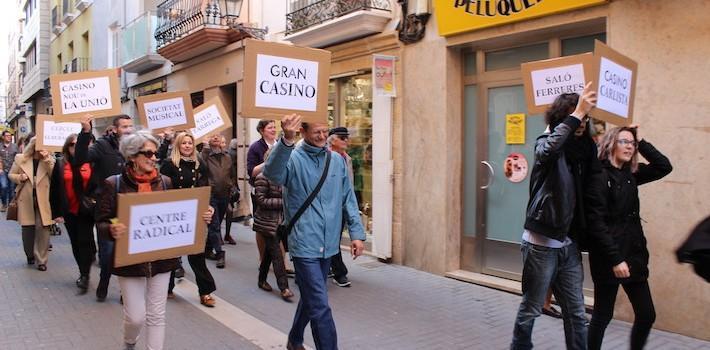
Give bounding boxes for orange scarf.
[128,167,158,193]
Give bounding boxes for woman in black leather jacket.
[587,126,672,350]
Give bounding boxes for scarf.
[128,167,158,193]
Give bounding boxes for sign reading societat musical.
[136,91,195,132]
[522,53,595,114]
[242,39,331,123]
[50,69,121,122]
[590,40,638,126]
[190,97,232,143]
[35,115,82,152]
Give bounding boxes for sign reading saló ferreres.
[521,53,595,114]
[434,0,608,36]
[50,69,122,122]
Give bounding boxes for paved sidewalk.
[1,215,708,349]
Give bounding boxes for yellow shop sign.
[434,0,608,36]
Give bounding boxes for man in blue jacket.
[264,114,365,350]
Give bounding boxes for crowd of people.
[0,82,684,349]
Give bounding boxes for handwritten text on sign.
[143,97,188,130]
[191,105,225,140]
[128,199,198,254]
[597,57,633,119]
[530,64,586,107]
[59,77,113,115]
[255,54,319,112]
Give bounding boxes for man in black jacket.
[511,83,597,350]
[75,114,134,301]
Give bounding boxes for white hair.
[119,130,159,159]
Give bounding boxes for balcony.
[51,6,66,35]
[285,0,392,48]
[74,0,92,12]
[62,0,77,25]
[121,12,168,73]
[65,57,90,73]
[154,0,266,64]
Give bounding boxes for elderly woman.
[9,137,55,271]
[96,130,213,350]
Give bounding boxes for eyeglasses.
[337,135,349,141]
[616,139,637,147]
[136,150,157,158]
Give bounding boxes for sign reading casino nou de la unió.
[521,53,595,114]
[50,69,122,122]
[35,115,83,152]
[114,187,211,268]
[190,97,232,144]
[590,40,638,126]
[136,91,195,132]
[242,39,331,123]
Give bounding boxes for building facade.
[5,18,25,134]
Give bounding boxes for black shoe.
[27,256,35,265]
[96,279,109,302]
[174,266,185,279]
[216,251,225,269]
[224,236,237,245]
[333,276,351,287]
[76,275,89,290]
[205,251,217,260]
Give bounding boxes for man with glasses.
[327,127,355,287]
[0,131,19,212]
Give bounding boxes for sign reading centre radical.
[522,53,594,114]
[50,69,121,122]
[136,91,195,132]
[242,39,331,123]
[35,115,82,152]
[114,187,211,268]
[591,40,638,126]
[190,97,232,143]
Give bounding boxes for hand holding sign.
[281,114,302,143]
[203,206,214,225]
[111,222,128,240]
[571,82,597,120]
[80,114,94,133]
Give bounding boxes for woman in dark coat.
[587,126,672,350]
[160,131,218,307]
[252,148,293,301]
[50,134,97,291]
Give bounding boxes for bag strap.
[115,174,121,193]
[285,151,331,233]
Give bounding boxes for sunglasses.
[337,135,349,141]
[136,150,157,158]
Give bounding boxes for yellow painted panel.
[434,0,608,36]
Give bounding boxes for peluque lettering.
[453,0,542,17]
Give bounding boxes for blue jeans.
[511,241,587,350]
[97,236,115,283]
[0,171,15,205]
[207,196,228,253]
[288,257,338,350]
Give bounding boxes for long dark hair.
[545,93,579,129]
[62,133,89,197]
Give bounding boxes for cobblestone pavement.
[1,216,708,349]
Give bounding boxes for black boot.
[96,278,109,302]
[76,274,89,291]
[216,251,225,269]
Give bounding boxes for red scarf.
[128,167,158,193]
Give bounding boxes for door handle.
[480,161,494,189]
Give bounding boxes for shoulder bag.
[6,181,27,221]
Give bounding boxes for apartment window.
[25,43,37,72]
[108,27,120,67]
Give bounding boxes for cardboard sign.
[522,53,595,114]
[590,40,638,126]
[114,187,211,268]
[190,97,233,143]
[136,91,195,132]
[34,115,82,152]
[50,69,122,122]
[242,39,331,123]
[505,113,526,144]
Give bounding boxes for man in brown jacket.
[201,134,237,268]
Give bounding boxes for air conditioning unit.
[75,0,92,12]
[52,24,65,35]
[62,11,77,25]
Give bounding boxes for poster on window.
[590,40,638,126]
[504,153,529,183]
[114,187,211,268]
[190,97,232,143]
[136,91,195,132]
[505,113,526,144]
[242,39,331,123]
[50,69,122,122]
[34,115,82,152]
[373,55,396,97]
[521,53,594,114]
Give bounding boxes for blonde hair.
[170,132,199,168]
[598,126,639,172]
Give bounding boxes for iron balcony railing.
[286,0,392,35]
[69,57,90,73]
[121,12,160,65]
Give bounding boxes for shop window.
[485,43,548,71]
[464,51,477,76]
[562,33,606,56]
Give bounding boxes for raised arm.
[263,114,301,186]
[634,139,673,186]
[74,115,99,165]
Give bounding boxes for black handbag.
[277,151,331,240]
[79,195,97,216]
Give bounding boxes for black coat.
[74,131,125,188]
[49,157,99,219]
[587,140,672,283]
[677,216,710,283]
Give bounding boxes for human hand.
[281,114,302,143]
[202,206,215,224]
[612,261,630,278]
[571,82,597,120]
[38,150,50,159]
[110,222,127,239]
[80,114,94,133]
[351,239,364,259]
[54,217,65,224]
[19,174,29,182]
[629,124,641,141]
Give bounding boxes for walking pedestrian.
[74,114,134,301]
[265,114,365,350]
[97,130,213,350]
[9,137,55,271]
[161,131,218,307]
[0,131,19,212]
[586,126,672,350]
[50,134,97,291]
[327,127,354,288]
[201,134,237,268]
[253,148,294,302]
[248,119,277,263]
[510,84,598,350]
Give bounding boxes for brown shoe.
[37,264,47,271]
[257,281,273,292]
[281,289,294,302]
[200,294,216,307]
[224,236,237,245]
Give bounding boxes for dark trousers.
[207,196,228,253]
[588,280,656,350]
[168,253,217,296]
[289,257,338,350]
[64,213,95,275]
[258,233,289,291]
[97,236,114,285]
[330,251,348,279]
